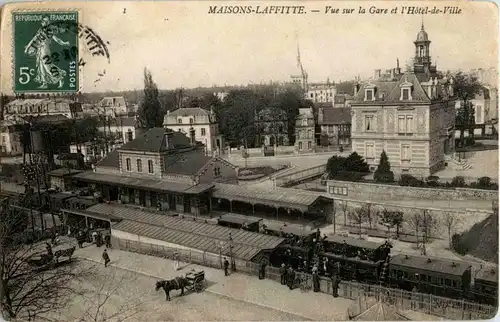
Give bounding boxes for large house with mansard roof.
[350,23,456,177]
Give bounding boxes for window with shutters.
[365,143,375,159]
[398,115,413,135]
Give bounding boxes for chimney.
[189,127,196,146]
[390,69,395,80]
[374,69,381,79]
[164,130,173,150]
[318,108,324,124]
[353,83,360,96]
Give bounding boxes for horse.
[155,277,189,301]
[54,246,76,263]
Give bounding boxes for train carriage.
[388,254,473,299]
[321,252,383,284]
[472,265,498,306]
[322,234,391,262]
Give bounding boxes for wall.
[197,158,238,184]
[119,151,164,178]
[327,180,498,201]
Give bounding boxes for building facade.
[350,23,455,177]
[5,98,82,119]
[306,83,337,104]
[318,107,352,146]
[294,107,316,153]
[255,108,289,147]
[163,107,223,154]
[72,128,239,215]
[98,116,138,144]
[0,120,22,155]
[96,97,131,116]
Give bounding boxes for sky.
[0,0,498,93]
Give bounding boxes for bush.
[399,174,424,187]
[451,176,466,187]
[326,152,369,180]
[374,150,394,183]
[426,175,440,187]
[335,171,365,182]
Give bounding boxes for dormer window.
[365,89,374,101]
[189,118,194,124]
[400,77,413,101]
[364,83,376,101]
[178,118,182,124]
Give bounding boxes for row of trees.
[136,68,312,147]
[332,200,459,256]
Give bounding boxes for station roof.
[87,203,284,258]
[62,208,121,222]
[325,234,384,250]
[113,220,266,261]
[217,213,262,226]
[72,171,214,194]
[213,183,332,212]
[390,254,472,277]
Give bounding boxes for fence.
[274,164,326,187]
[112,237,496,320]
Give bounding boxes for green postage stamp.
[12,11,79,93]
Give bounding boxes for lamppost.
[229,232,236,271]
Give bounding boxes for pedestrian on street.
[279,263,286,285]
[287,267,295,290]
[259,261,266,280]
[105,233,112,248]
[331,274,340,297]
[102,249,110,267]
[312,265,320,292]
[173,252,180,271]
[223,257,230,276]
[92,231,98,244]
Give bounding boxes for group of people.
[74,229,111,249]
[279,262,341,296]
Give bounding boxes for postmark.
[13,11,80,93]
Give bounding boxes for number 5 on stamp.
[13,11,79,93]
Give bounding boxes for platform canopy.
[348,300,411,321]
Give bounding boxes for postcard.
[0,1,497,322]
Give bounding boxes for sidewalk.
[75,245,353,321]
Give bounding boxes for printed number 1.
[19,67,34,85]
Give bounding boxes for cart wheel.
[194,282,203,293]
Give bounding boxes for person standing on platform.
[279,263,286,285]
[312,265,320,292]
[223,257,230,276]
[287,267,295,290]
[102,249,110,267]
[259,261,266,280]
[331,274,340,297]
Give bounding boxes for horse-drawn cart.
[185,269,205,293]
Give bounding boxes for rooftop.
[85,203,285,260]
[213,183,332,212]
[390,254,472,276]
[325,234,384,250]
[218,213,262,226]
[71,171,214,194]
[119,128,191,153]
[475,265,498,283]
[319,107,352,125]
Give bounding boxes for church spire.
[421,14,424,30]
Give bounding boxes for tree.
[0,200,89,320]
[374,150,394,183]
[443,212,458,249]
[340,200,349,226]
[137,68,162,129]
[364,203,374,230]
[326,152,369,181]
[453,71,482,146]
[348,205,369,238]
[407,209,438,255]
[379,209,404,237]
[331,200,337,233]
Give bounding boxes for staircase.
[446,154,473,171]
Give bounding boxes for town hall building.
[350,23,456,176]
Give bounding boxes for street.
[45,260,309,321]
